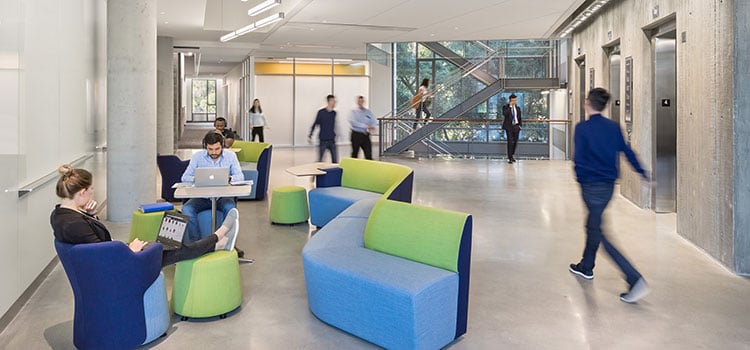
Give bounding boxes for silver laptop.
[194,167,230,187]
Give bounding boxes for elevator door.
[609,51,621,124]
[654,32,677,212]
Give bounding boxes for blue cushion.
[303,217,367,252]
[142,272,170,344]
[303,246,458,350]
[336,198,379,219]
[308,187,381,227]
[197,210,225,240]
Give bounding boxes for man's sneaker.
[620,278,651,303]
[569,263,594,280]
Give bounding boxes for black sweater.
[50,205,112,244]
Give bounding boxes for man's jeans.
[318,140,338,163]
[579,182,642,286]
[181,197,236,242]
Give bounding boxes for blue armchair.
[55,240,171,350]
[157,155,189,202]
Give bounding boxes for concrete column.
[107,0,157,222]
[157,36,174,154]
[734,0,750,275]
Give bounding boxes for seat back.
[363,199,472,338]
[157,155,189,202]
[339,158,413,200]
[55,240,163,349]
[233,141,270,163]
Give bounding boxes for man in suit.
[502,94,522,163]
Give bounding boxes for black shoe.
[569,263,594,280]
[508,159,513,164]
[511,157,517,163]
[235,247,245,258]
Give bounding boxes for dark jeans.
[414,102,431,129]
[351,131,373,160]
[505,125,520,159]
[161,234,218,267]
[181,197,236,242]
[318,139,338,163]
[579,182,642,286]
[251,126,264,142]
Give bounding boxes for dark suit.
[502,104,522,160]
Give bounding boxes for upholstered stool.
[171,250,242,320]
[129,210,173,242]
[269,186,309,224]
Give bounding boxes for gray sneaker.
[223,208,240,252]
[620,278,650,303]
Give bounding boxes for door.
[653,30,677,212]
[577,59,587,123]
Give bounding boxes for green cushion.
[129,210,174,243]
[339,158,412,196]
[364,200,469,273]
[270,186,309,224]
[233,140,269,163]
[172,250,242,318]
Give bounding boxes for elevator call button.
[661,99,671,107]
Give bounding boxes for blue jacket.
[310,108,337,141]
[574,114,647,184]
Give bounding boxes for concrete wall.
[569,0,737,270]
[733,0,750,275]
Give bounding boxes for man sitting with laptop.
[181,132,244,243]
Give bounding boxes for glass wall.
[370,39,562,157]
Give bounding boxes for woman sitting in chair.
[50,165,239,266]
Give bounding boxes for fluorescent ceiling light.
[255,12,284,28]
[248,0,281,17]
[220,12,284,42]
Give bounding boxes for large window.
[191,79,217,122]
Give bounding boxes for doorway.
[576,57,586,123]
[653,29,677,213]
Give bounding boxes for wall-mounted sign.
[589,68,595,89]
[624,56,633,123]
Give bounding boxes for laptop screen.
[157,212,188,243]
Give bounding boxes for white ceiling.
[157,0,586,75]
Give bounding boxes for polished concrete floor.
[1,147,749,349]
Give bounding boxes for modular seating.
[302,199,473,350]
[172,250,243,320]
[232,141,273,200]
[55,240,170,350]
[308,158,413,227]
[157,155,189,202]
[269,186,309,224]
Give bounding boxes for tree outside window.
[191,79,217,122]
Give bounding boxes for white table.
[285,162,336,177]
[174,184,253,263]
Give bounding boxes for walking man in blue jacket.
[308,94,338,163]
[569,88,651,303]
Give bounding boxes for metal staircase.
[419,42,498,86]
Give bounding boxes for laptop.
[151,212,189,251]
[194,167,230,187]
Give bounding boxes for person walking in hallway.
[569,87,651,304]
[413,78,431,130]
[309,94,338,163]
[249,98,268,142]
[349,96,377,160]
[502,94,522,163]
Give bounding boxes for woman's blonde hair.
[56,165,92,199]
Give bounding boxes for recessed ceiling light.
[310,28,315,31]
[164,21,169,24]
[454,27,459,30]
[430,33,435,36]
[160,11,166,15]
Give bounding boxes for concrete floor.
[1,147,749,349]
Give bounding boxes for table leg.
[211,197,217,233]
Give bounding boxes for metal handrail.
[5,153,94,198]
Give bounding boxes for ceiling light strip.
[248,0,281,17]
[559,0,612,38]
[220,12,284,42]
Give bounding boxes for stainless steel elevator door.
[654,33,677,212]
[609,54,621,124]
[579,61,587,123]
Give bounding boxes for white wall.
[295,77,333,146]
[369,60,392,118]
[254,76,294,146]
[0,0,106,319]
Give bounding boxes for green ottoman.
[172,250,242,320]
[129,210,172,242]
[270,186,309,224]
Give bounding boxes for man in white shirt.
[349,96,377,160]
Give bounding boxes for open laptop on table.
[143,212,188,251]
[194,167,230,187]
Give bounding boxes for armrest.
[315,167,343,188]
